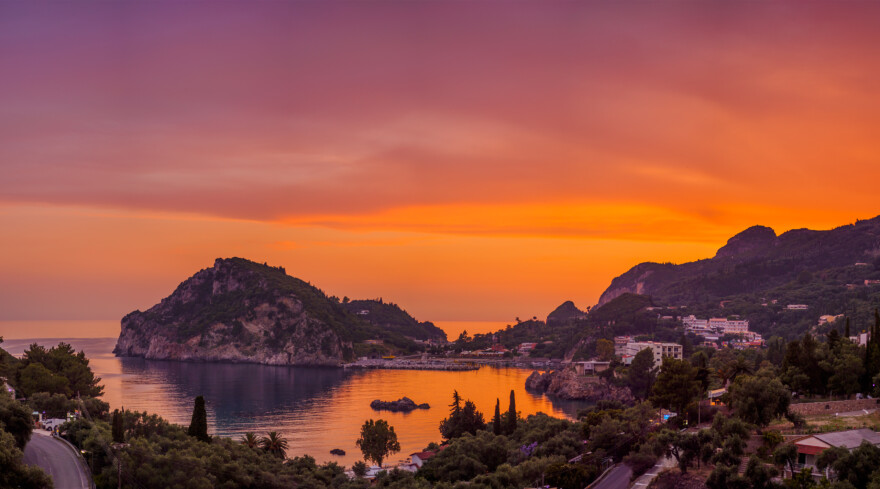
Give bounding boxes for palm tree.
[260,431,289,459]
[241,432,259,449]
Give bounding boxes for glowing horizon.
[2,2,880,324]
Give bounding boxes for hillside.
[597,216,880,339]
[460,294,662,360]
[341,299,446,342]
[546,300,586,325]
[114,258,436,365]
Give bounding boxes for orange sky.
[2,3,880,326]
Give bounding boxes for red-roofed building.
[410,451,436,468]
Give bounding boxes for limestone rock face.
[113,258,354,366]
[526,368,634,403]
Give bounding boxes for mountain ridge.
[597,215,880,308]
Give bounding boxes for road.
[630,457,676,488]
[23,430,92,489]
[591,464,633,489]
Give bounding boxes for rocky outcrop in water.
[370,397,430,412]
[113,258,356,366]
[526,369,634,403]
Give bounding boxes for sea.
[0,321,588,466]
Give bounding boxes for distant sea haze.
[2,335,589,466]
[0,319,509,341]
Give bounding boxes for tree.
[492,398,502,435]
[352,461,368,477]
[27,392,74,419]
[729,374,790,429]
[506,390,517,435]
[827,329,841,352]
[260,431,289,459]
[440,399,486,439]
[596,339,615,362]
[16,363,70,398]
[111,409,124,443]
[627,348,656,399]
[654,429,699,473]
[20,342,103,398]
[187,395,210,442]
[356,419,400,466]
[773,443,799,477]
[0,391,34,450]
[829,341,864,397]
[744,456,778,489]
[240,432,258,448]
[449,390,462,416]
[0,429,53,489]
[706,464,750,489]
[819,441,880,488]
[650,357,701,415]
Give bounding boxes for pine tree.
[111,409,124,443]
[505,390,517,435]
[449,390,462,416]
[492,398,501,435]
[187,395,210,442]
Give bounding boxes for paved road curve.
[591,464,633,489]
[23,430,92,489]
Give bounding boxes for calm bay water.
[2,336,588,466]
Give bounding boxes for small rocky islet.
[369,397,430,412]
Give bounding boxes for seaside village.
[343,308,880,481]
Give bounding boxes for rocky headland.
[114,258,450,366]
[526,368,634,403]
[370,397,430,412]
[114,258,362,366]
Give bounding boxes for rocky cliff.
[526,369,634,403]
[114,258,365,365]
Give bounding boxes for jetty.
[342,358,479,371]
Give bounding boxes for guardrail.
[52,433,96,489]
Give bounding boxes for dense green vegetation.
[0,393,53,489]
[130,258,443,359]
[0,338,55,489]
[342,299,446,342]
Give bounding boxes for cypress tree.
[845,317,851,338]
[111,409,124,443]
[492,398,501,435]
[875,309,880,344]
[506,390,517,435]
[188,395,210,442]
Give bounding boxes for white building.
[786,304,809,310]
[851,332,871,347]
[683,315,752,337]
[616,340,682,367]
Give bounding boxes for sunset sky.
[3,2,880,329]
